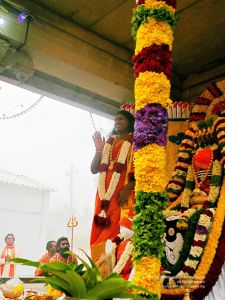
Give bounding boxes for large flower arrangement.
[131,0,177,298]
[161,177,225,299]
[161,80,225,299]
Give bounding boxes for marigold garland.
[161,177,225,298]
[193,178,225,284]
[135,71,172,110]
[95,135,132,226]
[133,256,161,296]
[132,0,176,296]
[144,0,175,13]
[134,144,167,193]
[136,0,177,9]
[135,19,173,54]
[162,208,204,275]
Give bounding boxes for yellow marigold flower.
[133,256,161,295]
[135,18,173,55]
[46,284,63,297]
[144,0,175,14]
[135,71,172,110]
[134,144,166,193]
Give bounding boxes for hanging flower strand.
[131,0,177,298]
[94,135,133,226]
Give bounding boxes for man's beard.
[58,247,70,259]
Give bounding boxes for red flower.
[94,214,110,227]
[160,265,165,271]
[99,164,108,172]
[132,44,172,79]
[127,134,133,143]
[107,136,115,145]
[112,235,123,245]
[115,163,125,173]
[101,200,110,210]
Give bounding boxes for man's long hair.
[56,237,69,250]
[112,110,135,134]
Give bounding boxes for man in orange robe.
[90,110,135,262]
[49,237,77,265]
[35,240,57,276]
[0,234,19,277]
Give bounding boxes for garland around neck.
[95,135,132,226]
[98,135,132,201]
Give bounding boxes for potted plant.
[13,252,147,300]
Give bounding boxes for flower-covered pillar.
[131,0,177,298]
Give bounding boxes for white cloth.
[204,263,225,300]
[0,247,20,277]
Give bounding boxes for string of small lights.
[0,95,43,120]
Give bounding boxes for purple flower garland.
[134,103,168,151]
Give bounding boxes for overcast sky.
[0,79,114,256]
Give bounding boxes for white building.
[0,169,51,276]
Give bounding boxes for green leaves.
[66,270,87,298]
[12,258,40,268]
[131,5,177,37]
[132,191,168,261]
[12,252,147,299]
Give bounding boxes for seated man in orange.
[49,237,77,265]
[35,240,57,276]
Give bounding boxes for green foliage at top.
[131,5,177,38]
[12,251,149,300]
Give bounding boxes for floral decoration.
[131,5,176,37]
[134,103,168,150]
[113,241,134,275]
[135,71,172,110]
[134,144,167,193]
[132,0,176,296]
[135,19,173,54]
[132,44,172,79]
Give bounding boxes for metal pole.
[71,226,74,253]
